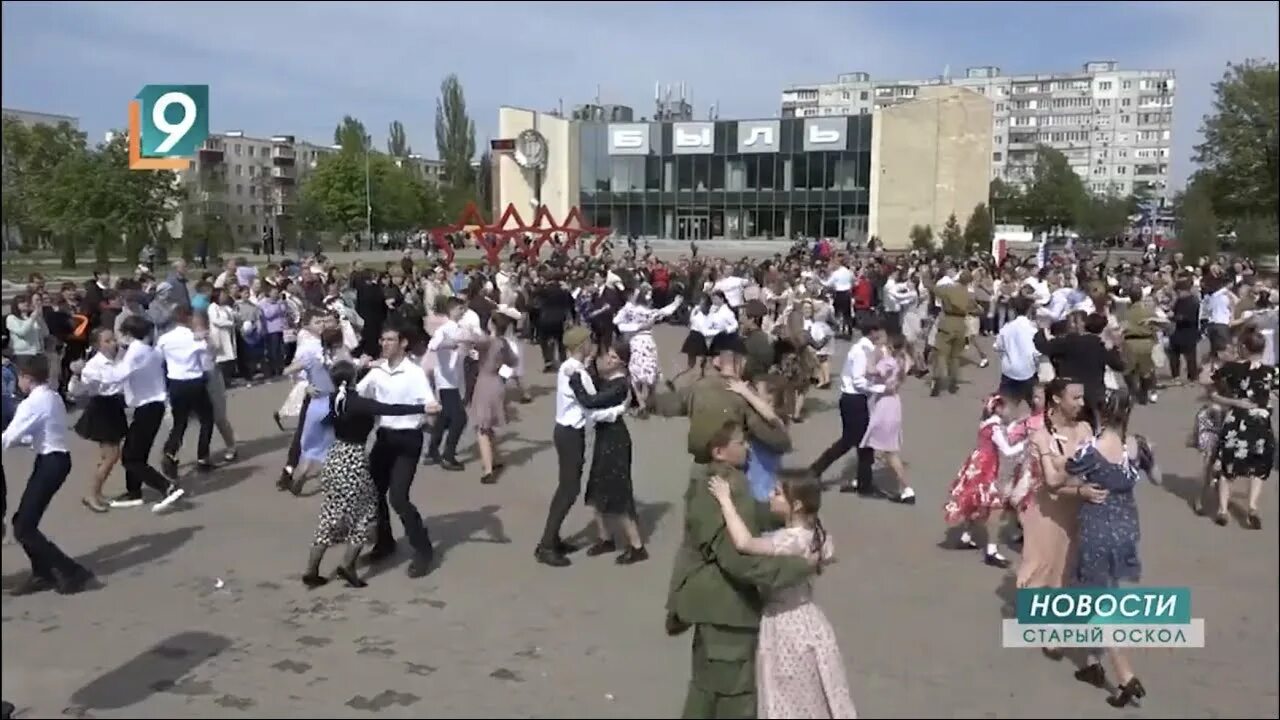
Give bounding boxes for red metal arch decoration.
[427,202,610,266]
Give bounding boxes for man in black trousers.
[809,316,888,497]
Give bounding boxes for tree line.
[2,73,492,268]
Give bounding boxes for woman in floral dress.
[1209,330,1278,529]
[861,333,913,503]
[707,473,857,719]
[612,286,681,417]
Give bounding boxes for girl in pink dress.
[860,333,915,504]
[707,474,857,719]
[943,393,1026,568]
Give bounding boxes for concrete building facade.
[496,85,992,249]
[1,107,80,130]
[781,61,1175,202]
[869,87,994,248]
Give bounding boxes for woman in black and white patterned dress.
[1209,330,1279,530]
[301,360,436,589]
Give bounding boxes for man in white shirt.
[536,326,595,567]
[881,268,918,335]
[823,261,855,337]
[424,298,469,470]
[2,355,95,595]
[358,322,437,578]
[994,296,1039,404]
[1202,279,1234,354]
[155,307,215,478]
[809,317,886,497]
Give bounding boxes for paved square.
[2,328,1277,718]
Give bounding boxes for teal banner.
[1016,588,1191,625]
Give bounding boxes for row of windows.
[580,153,871,194]
[581,202,870,241]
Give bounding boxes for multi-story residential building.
[1,107,80,130]
[780,61,1175,202]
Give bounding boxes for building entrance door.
[677,215,709,241]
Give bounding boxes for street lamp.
[364,133,373,247]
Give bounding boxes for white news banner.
[1001,619,1206,648]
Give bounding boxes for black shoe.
[616,546,649,565]
[929,384,942,397]
[301,572,329,589]
[893,492,917,505]
[1106,677,1146,708]
[335,565,368,588]
[10,574,54,596]
[54,567,95,595]
[535,545,571,567]
[161,454,179,479]
[421,454,440,467]
[983,552,1010,569]
[1,700,12,720]
[1214,513,1229,527]
[839,483,858,494]
[276,469,292,491]
[196,459,215,472]
[406,552,435,579]
[1074,662,1107,688]
[1247,512,1262,530]
[272,412,286,432]
[948,382,959,395]
[585,540,617,557]
[555,538,580,555]
[441,459,465,472]
[480,472,497,485]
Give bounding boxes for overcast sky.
[2,1,1276,187]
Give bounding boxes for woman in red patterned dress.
[943,393,1027,568]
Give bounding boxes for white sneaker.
[979,358,990,369]
[153,484,186,513]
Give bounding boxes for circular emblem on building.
[514,129,547,170]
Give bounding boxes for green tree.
[1175,176,1218,263]
[1020,146,1088,234]
[939,212,964,256]
[300,147,434,235]
[988,177,1023,224]
[435,74,477,192]
[1232,215,1278,261]
[334,116,369,153]
[1076,194,1135,243]
[387,120,411,157]
[476,149,493,215]
[1193,59,1279,226]
[909,224,934,252]
[962,203,994,254]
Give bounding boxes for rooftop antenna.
[595,84,601,105]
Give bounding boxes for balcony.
[271,146,295,163]
[272,203,291,217]
[197,138,224,162]
[270,166,295,183]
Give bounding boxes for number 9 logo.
[152,92,198,154]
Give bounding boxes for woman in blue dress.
[1065,390,1145,708]
[283,326,347,494]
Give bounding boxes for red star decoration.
[428,202,609,266]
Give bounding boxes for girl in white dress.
[707,473,857,719]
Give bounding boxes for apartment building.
[780,61,1175,202]
[1,107,80,130]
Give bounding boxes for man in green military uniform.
[929,270,980,396]
[1121,286,1161,404]
[666,422,811,719]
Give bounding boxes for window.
[234,144,242,155]
[860,107,869,115]
[247,146,255,157]
[995,118,1006,127]
[1013,116,1034,126]
[1093,167,1106,175]
[1122,80,1132,89]
[994,134,1004,144]
[992,151,1003,162]
[995,103,1005,112]
[1119,114,1131,124]
[1117,149,1128,159]
[875,87,893,97]
[235,183,243,195]
[841,91,850,101]
[237,204,244,214]
[235,164,242,176]
[249,165,257,177]
[1116,165,1127,175]
[860,90,868,101]
[1098,81,1113,91]
[1097,98,1111,108]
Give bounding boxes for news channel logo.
[1002,588,1205,649]
[128,84,209,171]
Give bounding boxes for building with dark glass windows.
[495,86,994,249]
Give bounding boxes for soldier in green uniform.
[654,342,804,718]
[928,270,980,396]
[666,421,812,719]
[1121,286,1160,404]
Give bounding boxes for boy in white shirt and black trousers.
[2,355,95,595]
[535,326,595,567]
[156,307,215,477]
[358,322,437,578]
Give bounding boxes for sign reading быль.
[1002,588,1205,648]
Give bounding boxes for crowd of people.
[1,237,1276,718]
